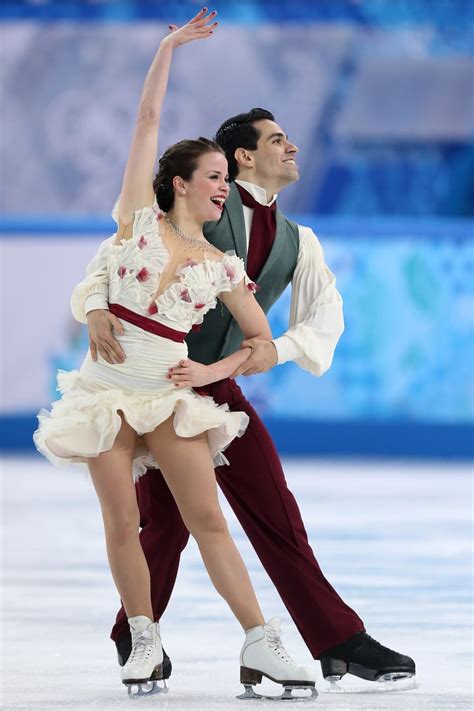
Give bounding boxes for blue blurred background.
[1,0,473,458]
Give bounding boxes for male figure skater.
[80,109,415,685]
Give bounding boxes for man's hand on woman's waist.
[87,309,125,364]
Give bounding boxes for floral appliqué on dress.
[107,206,257,333]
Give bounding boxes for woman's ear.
[172,176,187,196]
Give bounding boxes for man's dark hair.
[214,108,274,181]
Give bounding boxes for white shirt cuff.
[272,335,304,364]
[85,294,109,315]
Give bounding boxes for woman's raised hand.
[164,7,218,48]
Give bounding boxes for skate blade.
[376,673,418,692]
[126,679,169,697]
[237,684,318,701]
[325,674,418,694]
[325,675,344,693]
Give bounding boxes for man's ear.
[234,147,254,171]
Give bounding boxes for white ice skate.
[121,615,167,697]
[237,617,317,701]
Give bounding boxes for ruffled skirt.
[33,324,248,481]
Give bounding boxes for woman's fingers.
[169,373,190,382]
[196,22,218,34]
[188,7,210,24]
[169,359,189,370]
[173,8,216,33]
[197,11,217,27]
[183,22,217,39]
[168,365,186,372]
[190,8,216,25]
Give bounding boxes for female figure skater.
[34,8,315,697]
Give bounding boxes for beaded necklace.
[165,218,221,256]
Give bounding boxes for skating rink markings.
[1,456,472,710]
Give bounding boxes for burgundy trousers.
[111,378,364,658]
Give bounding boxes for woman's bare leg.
[87,416,152,620]
[143,416,265,630]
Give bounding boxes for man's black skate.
[320,632,415,687]
[116,635,172,681]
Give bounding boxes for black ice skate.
[320,632,416,690]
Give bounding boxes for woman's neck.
[165,207,205,241]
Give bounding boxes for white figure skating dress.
[34,206,254,480]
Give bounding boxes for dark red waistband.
[108,303,187,343]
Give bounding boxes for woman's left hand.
[168,358,213,388]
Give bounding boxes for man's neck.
[235,178,277,206]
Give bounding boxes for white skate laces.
[264,622,297,666]
[126,627,156,667]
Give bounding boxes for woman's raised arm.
[117,8,217,231]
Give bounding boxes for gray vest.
[186,182,299,364]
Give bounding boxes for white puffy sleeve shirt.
[271,225,344,377]
[70,237,113,323]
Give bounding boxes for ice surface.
[1,456,472,710]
